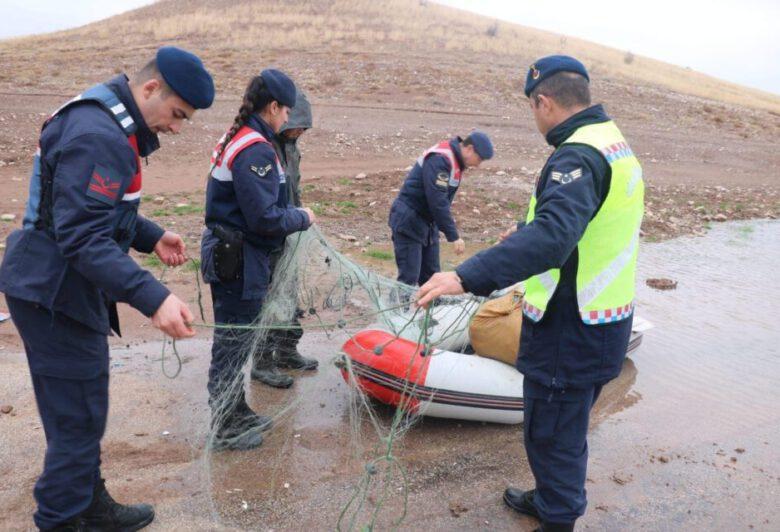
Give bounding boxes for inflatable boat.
[339,315,650,425]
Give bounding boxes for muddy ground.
[0,73,779,530]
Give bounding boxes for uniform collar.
[545,104,610,147]
[247,114,278,142]
[449,137,466,170]
[105,74,160,157]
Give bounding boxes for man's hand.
[300,207,317,225]
[154,231,187,267]
[452,238,466,256]
[415,271,465,308]
[499,224,517,242]
[152,294,195,338]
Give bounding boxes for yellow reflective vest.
[523,120,644,325]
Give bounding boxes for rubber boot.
[503,487,541,519]
[276,349,318,370]
[81,478,154,531]
[250,354,294,388]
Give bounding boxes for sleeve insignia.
[550,167,583,184]
[85,164,121,205]
[250,164,273,178]
[435,172,449,189]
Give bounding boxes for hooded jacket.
[272,91,312,208]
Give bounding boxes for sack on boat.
[469,287,523,365]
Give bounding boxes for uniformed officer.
[251,90,318,388]
[0,47,214,531]
[388,131,493,287]
[415,56,644,532]
[201,69,316,450]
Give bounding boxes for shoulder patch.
[85,163,122,205]
[550,167,583,184]
[435,171,449,189]
[250,163,273,178]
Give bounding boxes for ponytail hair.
[213,74,278,165]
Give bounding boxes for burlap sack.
[469,288,523,365]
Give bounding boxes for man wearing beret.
[416,55,644,531]
[388,131,493,289]
[0,46,215,531]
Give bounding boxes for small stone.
[153,196,165,204]
[1,214,17,222]
[495,170,507,176]
[735,447,745,453]
[283,482,290,489]
[646,278,678,290]
[449,501,468,517]
[658,455,669,463]
[0,405,13,414]
[713,213,728,222]
[354,173,367,180]
[175,203,189,209]
[611,472,632,485]
[338,234,357,242]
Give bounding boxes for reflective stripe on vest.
[522,120,644,325]
[210,126,285,184]
[22,84,140,229]
[416,141,462,186]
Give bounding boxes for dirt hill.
[0,0,778,270]
[1,0,779,112]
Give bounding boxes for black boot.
[276,349,318,370]
[210,402,270,451]
[503,487,541,519]
[81,478,154,531]
[250,356,294,388]
[534,523,575,532]
[234,399,273,432]
[42,518,85,532]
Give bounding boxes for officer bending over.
[0,47,214,531]
[388,131,493,287]
[202,69,316,450]
[251,90,319,388]
[416,56,644,532]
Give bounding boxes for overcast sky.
[0,0,777,95]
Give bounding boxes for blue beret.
[466,130,494,160]
[524,55,589,97]
[261,69,297,108]
[156,46,214,109]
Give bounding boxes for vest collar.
[545,104,610,148]
[105,74,160,157]
[449,137,465,170]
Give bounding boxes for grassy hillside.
[0,0,778,113]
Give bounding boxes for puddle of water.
[585,220,780,530]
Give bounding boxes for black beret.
[524,55,589,97]
[156,46,215,109]
[261,68,297,108]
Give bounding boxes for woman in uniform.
[201,69,315,450]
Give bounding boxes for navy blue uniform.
[0,76,168,529]
[201,115,310,404]
[456,105,633,525]
[389,138,463,286]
